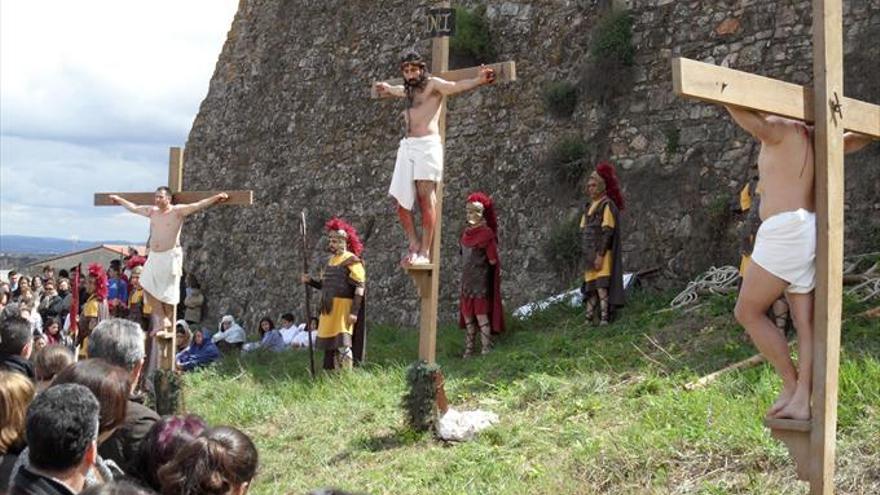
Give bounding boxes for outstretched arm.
[109,195,152,217]
[844,132,875,154]
[431,66,496,96]
[723,105,785,144]
[176,193,229,217]
[374,82,406,98]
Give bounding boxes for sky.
[0,0,239,243]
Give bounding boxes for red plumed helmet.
[125,255,147,270]
[88,263,109,301]
[596,161,625,210]
[466,191,498,234]
[325,217,363,257]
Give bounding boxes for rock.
[715,18,741,36]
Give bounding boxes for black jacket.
[0,354,36,381]
[98,400,160,477]
[10,465,76,495]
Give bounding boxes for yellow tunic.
[317,252,366,340]
[78,296,101,359]
[581,200,616,282]
[129,288,152,314]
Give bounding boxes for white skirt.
[389,135,444,210]
[751,209,816,294]
[141,246,184,304]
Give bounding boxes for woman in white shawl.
[212,315,246,353]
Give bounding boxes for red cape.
[458,225,505,333]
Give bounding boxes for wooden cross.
[371,2,516,364]
[94,146,254,371]
[672,1,879,493]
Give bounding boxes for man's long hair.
[400,49,429,105]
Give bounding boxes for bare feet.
[774,389,811,420]
[767,383,796,418]
[400,243,421,267]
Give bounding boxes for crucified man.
[726,105,875,420]
[374,49,497,266]
[109,188,228,337]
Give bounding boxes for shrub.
[450,6,496,68]
[544,135,590,185]
[581,10,635,103]
[402,360,441,432]
[542,81,579,119]
[591,10,635,66]
[664,127,681,153]
[544,215,584,277]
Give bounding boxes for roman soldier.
[78,263,110,358]
[458,192,505,357]
[580,161,626,325]
[301,218,367,370]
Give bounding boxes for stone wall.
[181,0,880,331]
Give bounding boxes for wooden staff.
[300,210,316,378]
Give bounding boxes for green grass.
[183,292,880,494]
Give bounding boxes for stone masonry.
[181,0,880,330]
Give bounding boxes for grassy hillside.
[183,291,879,494]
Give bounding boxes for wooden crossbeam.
[371,60,517,99]
[94,191,254,206]
[672,57,880,138]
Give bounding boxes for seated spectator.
[13,359,131,488]
[176,320,193,353]
[278,313,300,345]
[1,372,36,492]
[183,276,204,326]
[43,317,73,349]
[212,315,246,353]
[80,480,157,495]
[244,317,286,353]
[10,383,100,495]
[136,414,207,491]
[177,329,221,372]
[0,317,35,380]
[33,345,75,392]
[291,317,319,349]
[158,426,258,495]
[87,319,160,478]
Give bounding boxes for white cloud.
[0,0,239,241]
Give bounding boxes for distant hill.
[0,235,140,256]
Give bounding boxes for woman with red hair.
[300,218,367,370]
[580,161,626,325]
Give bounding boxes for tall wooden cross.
[672,1,879,493]
[371,2,516,364]
[94,146,254,371]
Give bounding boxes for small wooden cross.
[672,1,879,492]
[94,146,254,371]
[371,1,516,364]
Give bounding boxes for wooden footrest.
[764,417,811,481]
[764,417,811,432]
[405,264,436,272]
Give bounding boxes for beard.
[404,70,429,103]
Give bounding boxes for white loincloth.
[389,135,444,210]
[140,246,184,305]
[751,209,816,294]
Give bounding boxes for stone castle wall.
[180,0,880,330]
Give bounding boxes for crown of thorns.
[400,50,426,68]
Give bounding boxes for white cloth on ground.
[140,246,183,304]
[290,329,317,348]
[750,208,816,294]
[436,408,499,442]
[388,135,444,210]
